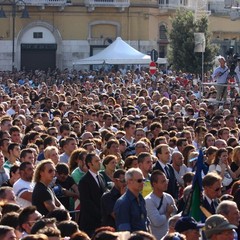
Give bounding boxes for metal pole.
[201,41,204,100]
[12,0,16,72]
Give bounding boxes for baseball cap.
[204,214,237,238]
[175,216,204,233]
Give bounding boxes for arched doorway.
[16,21,62,71]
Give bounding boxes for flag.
[182,149,204,222]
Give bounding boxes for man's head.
[0,186,16,203]
[174,216,204,240]
[33,159,55,185]
[204,214,237,240]
[150,170,168,193]
[124,120,136,137]
[138,152,153,175]
[0,225,16,240]
[155,144,170,164]
[135,141,150,156]
[9,126,21,144]
[216,200,240,227]
[113,169,126,193]
[125,168,144,194]
[172,151,184,168]
[19,161,34,182]
[85,152,101,174]
[18,206,42,234]
[202,172,222,200]
[8,143,21,159]
[20,149,35,164]
[61,137,77,155]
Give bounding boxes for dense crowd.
[0,65,239,240]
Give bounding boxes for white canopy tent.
[73,37,167,65]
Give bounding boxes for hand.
[166,204,174,218]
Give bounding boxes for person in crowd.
[145,170,177,239]
[201,172,222,217]
[153,144,178,199]
[78,152,106,236]
[32,159,65,216]
[216,200,240,240]
[101,169,126,228]
[209,148,236,190]
[114,168,148,232]
[18,206,42,238]
[174,216,204,240]
[204,214,237,240]
[13,161,34,208]
[54,162,79,210]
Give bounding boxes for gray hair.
[125,168,143,182]
[216,200,237,216]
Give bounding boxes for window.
[159,25,167,40]
[33,32,43,39]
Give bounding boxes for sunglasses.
[134,178,145,183]
[116,178,126,183]
[213,187,221,192]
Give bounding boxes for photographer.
[212,56,229,101]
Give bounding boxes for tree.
[168,10,218,75]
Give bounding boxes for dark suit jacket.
[78,171,106,236]
[153,161,178,199]
[201,196,218,215]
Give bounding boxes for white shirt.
[13,178,34,208]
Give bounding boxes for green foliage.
[168,10,218,74]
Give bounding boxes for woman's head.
[213,148,228,165]
[102,155,117,170]
[203,133,215,148]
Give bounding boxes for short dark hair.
[57,220,79,237]
[20,149,33,160]
[113,169,126,179]
[138,152,151,164]
[19,161,32,171]
[8,142,19,153]
[85,152,97,169]
[56,163,69,175]
[150,170,165,186]
[46,208,69,222]
[0,225,14,238]
[202,172,222,188]
[18,206,38,231]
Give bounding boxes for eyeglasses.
[134,178,146,183]
[116,178,126,183]
[213,187,221,192]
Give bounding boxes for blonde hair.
[33,159,54,183]
[44,146,58,159]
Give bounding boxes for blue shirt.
[113,189,148,232]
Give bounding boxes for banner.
[194,33,205,53]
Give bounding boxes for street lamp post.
[0,0,29,71]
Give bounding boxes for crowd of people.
[0,61,239,240]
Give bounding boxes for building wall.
[0,0,238,70]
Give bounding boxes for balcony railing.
[21,0,71,6]
[85,0,130,11]
[208,1,230,14]
[159,0,194,10]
